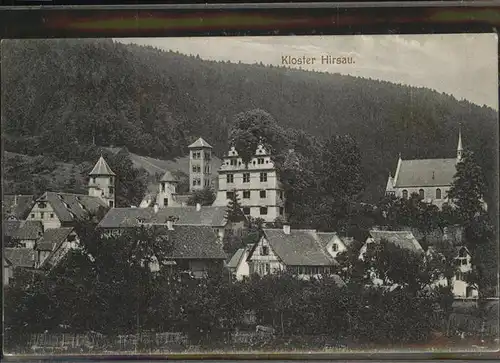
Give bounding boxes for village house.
[385,129,487,210]
[227,245,253,281]
[3,220,43,248]
[98,202,245,240]
[2,194,36,220]
[3,248,37,286]
[212,143,285,223]
[246,225,345,280]
[35,227,79,270]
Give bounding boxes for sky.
[115,34,498,110]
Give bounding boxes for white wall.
[27,202,61,229]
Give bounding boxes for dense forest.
[1,38,498,204]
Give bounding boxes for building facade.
[212,144,285,223]
[385,130,464,209]
[188,137,213,192]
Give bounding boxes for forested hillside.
[2,39,497,203]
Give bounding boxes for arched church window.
[436,188,442,199]
[419,189,425,199]
[402,190,408,199]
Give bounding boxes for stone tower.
[188,137,213,192]
[157,170,179,208]
[88,155,116,208]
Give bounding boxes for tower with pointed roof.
[188,137,213,193]
[157,170,179,208]
[88,156,116,208]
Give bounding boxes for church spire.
[457,125,463,162]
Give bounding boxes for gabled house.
[4,248,36,281]
[98,203,245,239]
[26,192,108,230]
[35,227,79,269]
[3,220,44,248]
[227,245,252,281]
[246,225,340,280]
[359,230,424,260]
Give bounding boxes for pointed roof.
[188,137,212,149]
[457,127,463,152]
[160,170,178,182]
[89,156,115,176]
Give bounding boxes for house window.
[193,152,200,159]
[243,191,251,199]
[161,182,165,192]
[260,190,266,198]
[260,207,268,215]
[31,214,35,219]
[243,207,250,215]
[243,173,250,183]
[50,213,54,218]
[192,180,197,186]
[205,152,211,160]
[402,190,408,199]
[279,207,284,215]
[261,246,269,256]
[40,212,44,219]
[260,173,267,182]
[419,189,425,199]
[92,178,96,184]
[332,243,338,252]
[258,158,264,164]
[230,159,237,166]
[226,191,234,199]
[205,166,210,173]
[109,186,114,194]
[227,174,234,183]
[436,188,442,199]
[38,202,46,208]
[109,201,114,208]
[164,198,168,206]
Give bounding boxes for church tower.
[88,156,116,208]
[457,126,463,162]
[188,137,213,192]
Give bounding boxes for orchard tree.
[187,186,216,206]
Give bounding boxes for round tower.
[88,155,116,208]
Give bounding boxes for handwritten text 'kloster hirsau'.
[281,55,355,65]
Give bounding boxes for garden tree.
[186,186,216,206]
[229,109,290,165]
[363,239,438,294]
[311,135,365,232]
[224,189,245,223]
[334,239,366,285]
[448,150,487,228]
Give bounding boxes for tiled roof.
[97,208,157,228]
[316,232,337,248]
[89,156,116,176]
[188,137,212,149]
[369,230,423,253]
[262,229,338,266]
[2,194,35,219]
[11,220,44,240]
[227,247,247,269]
[3,220,22,238]
[4,248,36,268]
[151,206,227,227]
[394,158,457,187]
[160,171,178,182]
[37,192,108,222]
[36,227,74,251]
[124,225,226,260]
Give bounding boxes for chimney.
[153,203,159,214]
[196,203,201,211]
[167,220,174,230]
[283,224,291,235]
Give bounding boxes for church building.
[385,129,465,209]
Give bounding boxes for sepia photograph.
[1,34,499,355]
